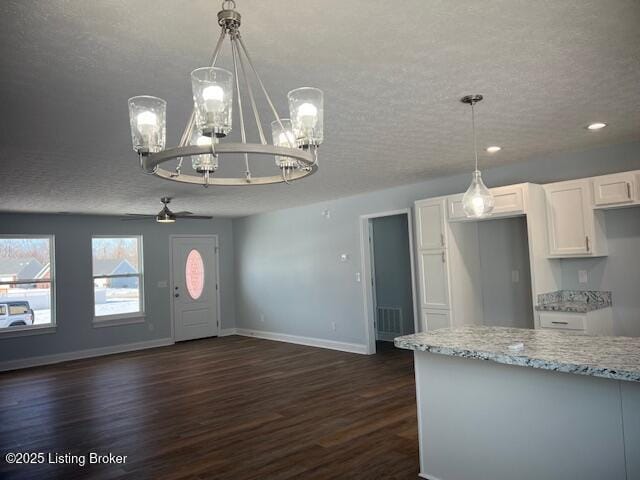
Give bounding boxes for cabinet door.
[422,309,450,331]
[545,181,593,256]
[448,185,525,222]
[416,199,446,249]
[418,250,450,309]
[592,172,636,206]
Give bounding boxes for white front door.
[171,236,219,342]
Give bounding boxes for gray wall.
[371,214,415,335]
[0,213,235,364]
[234,141,640,346]
[560,207,640,336]
[478,217,533,329]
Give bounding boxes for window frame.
[0,234,56,337]
[91,235,145,326]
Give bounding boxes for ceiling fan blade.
[121,216,154,221]
[172,211,193,215]
[124,213,156,217]
[174,215,213,220]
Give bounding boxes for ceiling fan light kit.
[128,0,324,188]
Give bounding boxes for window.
[0,236,55,331]
[92,236,144,321]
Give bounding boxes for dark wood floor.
[0,337,419,479]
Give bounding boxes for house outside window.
[0,236,55,332]
[92,236,144,322]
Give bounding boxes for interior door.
[171,236,219,342]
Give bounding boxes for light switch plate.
[355,272,361,283]
[157,280,168,288]
[511,270,520,283]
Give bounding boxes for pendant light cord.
[471,101,478,172]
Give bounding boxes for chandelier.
[127,0,324,187]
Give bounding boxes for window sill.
[92,314,146,328]
[0,324,57,339]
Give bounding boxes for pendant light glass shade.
[128,96,166,154]
[190,131,219,173]
[287,87,323,147]
[461,94,494,219]
[462,170,495,218]
[271,119,298,169]
[191,67,233,137]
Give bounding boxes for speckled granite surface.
[535,290,612,313]
[395,326,640,382]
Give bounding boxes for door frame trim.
[169,234,221,341]
[359,208,419,355]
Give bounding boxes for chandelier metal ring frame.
[132,0,323,187]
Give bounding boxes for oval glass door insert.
[185,249,205,300]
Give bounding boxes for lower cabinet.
[538,308,614,336]
[422,309,451,331]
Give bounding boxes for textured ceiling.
[0,0,639,217]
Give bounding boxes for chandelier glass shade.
[460,95,495,218]
[127,0,323,187]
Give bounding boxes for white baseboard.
[219,328,238,337]
[0,337,174,372]
[419,473,443,480]
[234,328,368,354]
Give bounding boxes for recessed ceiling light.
[587,122,607,130]
[486,146,502,153]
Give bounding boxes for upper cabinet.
[448,184,526,222]
[544,179,607,257]
[416,199,446,250]
[592,171,638,208]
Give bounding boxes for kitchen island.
[395,326,640,480]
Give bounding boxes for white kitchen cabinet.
[592,171,638,208]
[416,199,446,250]
[418,250,450,310]
[544,179,607,257]
[538,309,613,336]
[448,184,526,222]
[422,308,450,331]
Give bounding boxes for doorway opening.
[360,209,418,354]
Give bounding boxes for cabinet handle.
[441,251,446,263]
[585,236,590,252]
[627,182,632,199]
[551,321,568,325]
[440,233,445,246]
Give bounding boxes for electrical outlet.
[260,313,265,323]
[331,321,337,332]
[511,270,520,283]
[147,323,154,332]
[355,272,361,283]
[579,270,588,284]
[157,280,168,288]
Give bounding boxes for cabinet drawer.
[592,172,636,206]
[539,312,585,331]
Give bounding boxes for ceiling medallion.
[127,0,324,187]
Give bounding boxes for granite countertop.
[535,290,612,313]
[395,326,640,382]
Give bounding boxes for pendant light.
[461,94,494,218]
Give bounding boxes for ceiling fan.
[122,197,212,223]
